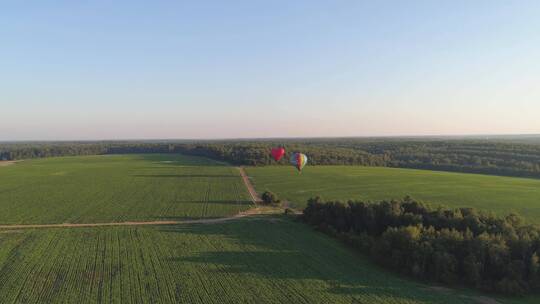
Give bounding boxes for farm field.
[0,154,251,224]
[246,166,540,224]
[0,217,525,304]
[2,156,540,303]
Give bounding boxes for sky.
[1,0,540,140]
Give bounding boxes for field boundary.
[0,208,274,230]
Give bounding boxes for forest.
[2,137,540,178]
[302,196,540,295]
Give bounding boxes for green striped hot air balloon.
[290,152,308,172]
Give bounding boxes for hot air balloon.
[290,152,308,172]
[271,147,285,162]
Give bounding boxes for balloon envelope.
[271,147,285,161]
[290,153,308,172]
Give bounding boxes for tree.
[529,252,539,286]
[463,254,482,286]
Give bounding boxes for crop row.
[0,219,495,303]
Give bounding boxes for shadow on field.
[134,154,228,166]
[171,200,253,205]
[155,218,453,303]
[133,174,238,178]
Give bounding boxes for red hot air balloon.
[271,147,285,162]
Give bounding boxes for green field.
[2,155,540,303]
[0,154,251,224]
[0,217,520,304]
[246,166,540,223]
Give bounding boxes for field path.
[0,166,267,230]
[237,166,261,203]
[0,209,267,230]
[239,167,302,214]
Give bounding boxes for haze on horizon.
[1,1,539,141]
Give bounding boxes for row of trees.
[354,140,540,178]
[0,141,387,166]
[302,197,540,295]
[3,138,540,178]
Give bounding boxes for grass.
[0,217,513,304]
[0,154,251,224]
[246,166,540,224]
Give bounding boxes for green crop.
[1,155,539,303]
[247,165,540,224]
[0,154,251,224]
[0,218,510,304]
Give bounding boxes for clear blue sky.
[1,1,539,140]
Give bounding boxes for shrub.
[261,191,279,205]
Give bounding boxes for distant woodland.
[2,138,540,178]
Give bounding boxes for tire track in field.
[201,181,211,219]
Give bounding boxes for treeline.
[350,140,540,178]
[0,141,387,166]
[177,143,387,166]
[0,142,194,161]
[0,142,109,160]
[302,197,540,295]
[3,138,540,178]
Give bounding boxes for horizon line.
[1,132,540,143]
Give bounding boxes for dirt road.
[0,209,270,230]
[238,166,261,203]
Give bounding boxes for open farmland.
[0,154,251,224]
[246,166,540,224]
[1,155,540,303]
[0,217,523,304]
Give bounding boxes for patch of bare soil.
[0,161,19,167]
